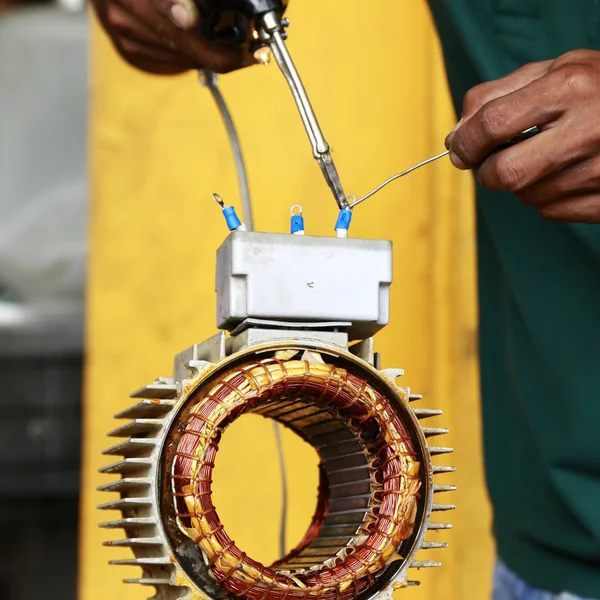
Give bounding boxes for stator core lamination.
[163,349,423,600]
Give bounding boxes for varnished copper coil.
[167,352,421,600]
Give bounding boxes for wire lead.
[349,150,450,209]
[201,70,254,230]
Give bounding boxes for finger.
[117,36,195,66]
[474,120,593,193]
[92,0,117,32]
[537,194,600,224]
[120,53,191,74]
[146,0,256,71]
[551,49,600,71]
[448,72,566,169]
[461,61,551,120]
[445,61,551,147]
[92,0,188,72]
[116,0,245,73]
[105,1,162,43]
[114,0,184,49]
[149,0,199,30]
[517,157,600,207]
[102,3,194,70]
[177,34,248,73]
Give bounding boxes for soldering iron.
[196,0,348,210]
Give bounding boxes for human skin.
[91,0,600,224]
[0,0,14,15]
[445,50,600,224]
[90,0,254,74]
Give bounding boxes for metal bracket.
[173,332,227,383]
[229,327,349,354]
[349,337,375,366]
[230,318,352,336]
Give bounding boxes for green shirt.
[427,1,600,596]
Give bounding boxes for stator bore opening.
[210,413,320,565]
[160,346,425,600]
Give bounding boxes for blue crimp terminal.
[335,208,353,232]
[291,214,304,234]
[223,205,242,231]
[290,205,304,235]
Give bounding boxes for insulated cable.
[200,69,288,559]
[200,69,254,231]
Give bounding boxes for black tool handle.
[195,0,286,45]
[498,126,541,150]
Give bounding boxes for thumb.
[151,0,199,30]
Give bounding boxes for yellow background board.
[80,1,494,598]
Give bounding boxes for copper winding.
[168,353,421,600]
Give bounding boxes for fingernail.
[170,3,193,29]
[449,151,468,170]
[445,117,464,149]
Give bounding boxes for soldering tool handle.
[496,126,541,151]
[194,0,287,45]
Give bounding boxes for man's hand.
[446,50,600,224]
[91,0,254,75]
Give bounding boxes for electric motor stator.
[99,232,455,600]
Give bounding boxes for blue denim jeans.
[493,560,596,600]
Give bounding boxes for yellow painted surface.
[80,1,493,599]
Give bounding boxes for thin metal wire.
[349,150,450,209]
[273,420,287,557]
[200,69,254,231]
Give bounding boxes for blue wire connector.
[213,193,247,231]
[335,208,353,238]
[290,205,304,235]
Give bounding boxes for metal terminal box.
[216,231,393,339]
